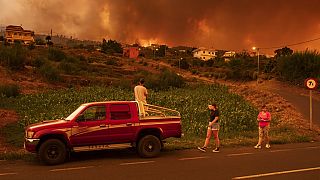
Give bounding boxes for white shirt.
[134,85,148,103]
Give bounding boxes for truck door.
[106,103,137,143]
[70,105,108,146]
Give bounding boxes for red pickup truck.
[24,101,182,165]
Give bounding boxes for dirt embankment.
[223,80,320,140]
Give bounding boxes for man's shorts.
[208,123,220,130]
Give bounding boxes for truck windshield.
[65,105,86,121]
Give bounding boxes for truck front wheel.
[137,135,161,158]
[38,139,67,165]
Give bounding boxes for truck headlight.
[26,131,34,138]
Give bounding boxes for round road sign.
[304,78,318,90]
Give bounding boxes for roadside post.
[304,78,318,130]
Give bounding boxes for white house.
[222,51,236,62]
[193,48,216,61]
[223,51,236,58]
[5,25,34,44]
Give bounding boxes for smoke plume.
[1,0,320,53]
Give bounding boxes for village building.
[222,51,236,61]
[5,25,35,44]
[123,47,139,59]
[193,48,217,60]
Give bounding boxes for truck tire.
[38,139,67,165]
[137,135,161,158]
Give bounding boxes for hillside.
[0,45,319,156]
[0,46,168,94]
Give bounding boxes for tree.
[274,46,293,58]
[45,36,53,46]
[101,39,123,54]
[45,36,51,43]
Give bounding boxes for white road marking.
[178,156,210,161]
[232,167,320,179]
[227,153,254,157]
[227,146,320,157]
[0,172,17,176]
[270,146,320,153]
[120,161,155,166]
[269,149,293,153]
[50,166,95,172]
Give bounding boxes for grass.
[0,84,313,160]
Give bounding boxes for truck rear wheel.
[137,135,161,158]
[38,139,67,165]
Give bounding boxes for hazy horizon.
[1,0,320,54]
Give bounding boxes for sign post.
[304,78,318,130]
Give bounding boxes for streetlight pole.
[257,48,260,75]
[179,58,182,73]
[252,46,260,82]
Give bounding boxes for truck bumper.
[24,138,40,153]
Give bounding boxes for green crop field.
[4,84,257,133]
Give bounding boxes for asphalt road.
[272,89,320,126]
[0,142,319,180]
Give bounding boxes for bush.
[0,44,26,70]
[277,50,320,84]
[78,55,86,62]
[48,48,66,61]
[105,58,117,65]
[178,58,190,69]
[0,84,20,97]
[39,63,61,82]
[35,38,46,45]
[58,61,80,75]
[32,57,47,68]
[145,70,186,90]
[191,69,199,75]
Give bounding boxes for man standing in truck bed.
[134,78,148,117]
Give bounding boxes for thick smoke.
[0,0,320,53]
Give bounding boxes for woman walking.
[198,103,220,152]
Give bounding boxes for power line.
[259,37,320,50]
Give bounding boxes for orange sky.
[1,0,320,54]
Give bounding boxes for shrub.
[145,69,186,90]
[191,69,199,75]
[58,61,80,75]
[0,44,26,70]
[192,58,205,67]
[48,48,66,61]
[32,57,47,68]
[177,58,190,69]
[105,58,117,65]
[39,63,61,82]
[35,38,46,45]
[28,43,35,50]
[277,50,320,84]
[0,84,20,97]
[78,55,86,62]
